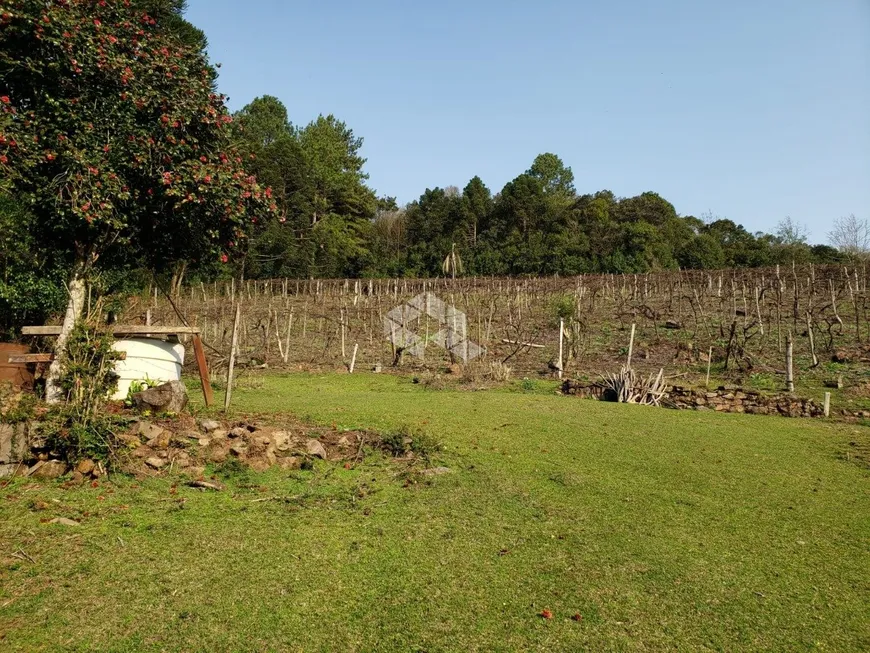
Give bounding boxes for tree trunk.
[46,263,87,404]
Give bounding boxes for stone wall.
[561,379,827,418]
[0,421,34,476]
[667,386,824,417]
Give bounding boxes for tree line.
[230,96,862,280]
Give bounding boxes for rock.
[145,456,167,470]
[70,470,86,483]
[247,457,271,472]
[305,439,328,459]
[229,426,249,438]
[131,445,152,459]
[0,463,18,478]
[271,430,292,452]
[187,480,223,491]
[199,419,221,433]
[116,433,143,449]
[49,517,80,527]
[75,459,95,475]
[184,465,206,478]
[132,380,189,414]
[832,350,850,364]
[373,363,382,373]
[198,438,211,447]
[664,320,682,329]
[146,431,171,449]
[29,460,68,480]
[230,441,247,457]
[207,443,229,463]
[278,456,301,470]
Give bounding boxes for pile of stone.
[1,414,368,480]
[118,417,365,477]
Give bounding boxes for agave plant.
[599,366,667,406]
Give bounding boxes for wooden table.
[21,325,214,407]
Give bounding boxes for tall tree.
[828,214,870,260]
[0,0,275,399]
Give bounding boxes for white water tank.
[111,338,185,400]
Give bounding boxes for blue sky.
[186,0,869,243]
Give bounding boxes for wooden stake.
[341,307,346,358]
[192,334,213,407]
[558,318,564,379]
[705,346,713,388]
[824,392,831,418]
[224,303,241,411]
[806,312,818,367]
[283,311,293,364]
[785,331,795,393]
[274,311,285,362]
[349,343,359,373]
[626,323,636,369]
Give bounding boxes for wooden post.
[224,303,241,411]
[705,346,713,388]
[340,308,346,358]
[785,331,795,393]
[349,343,359,373]
[283,312,293,364]
[806,312,819,367]
[191,335,213,407]
[626,323,636,369]
[557,318,564,379]
[275,311,285,362]
[824,392,831,418]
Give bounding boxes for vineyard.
[133,264,870,406]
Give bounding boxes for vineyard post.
[806,312,819,367]
[349,343,359,373]
[626,323,636,369]
[824,392,831,418]
[558,318,564,379]
[284,312,293,363]
[341,307,346,358]
[224,302,242,412]
[785,332,795,393]
[705,346,712,388]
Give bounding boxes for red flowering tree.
[0,0,276,400]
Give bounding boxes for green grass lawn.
[2,373,869,652]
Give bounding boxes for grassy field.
[1,373,869,652]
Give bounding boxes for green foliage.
[380,425,442,461]
[550,294,577,323]
[0,386,36,424]
[213,457,250,483]
[45,322,124,462]
[0,0,276,286]
[124,376,158,407]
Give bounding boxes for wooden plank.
[191,334,213,408]
[8,351,127,363]
[8,353,54,363]
[22,325,200,336]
